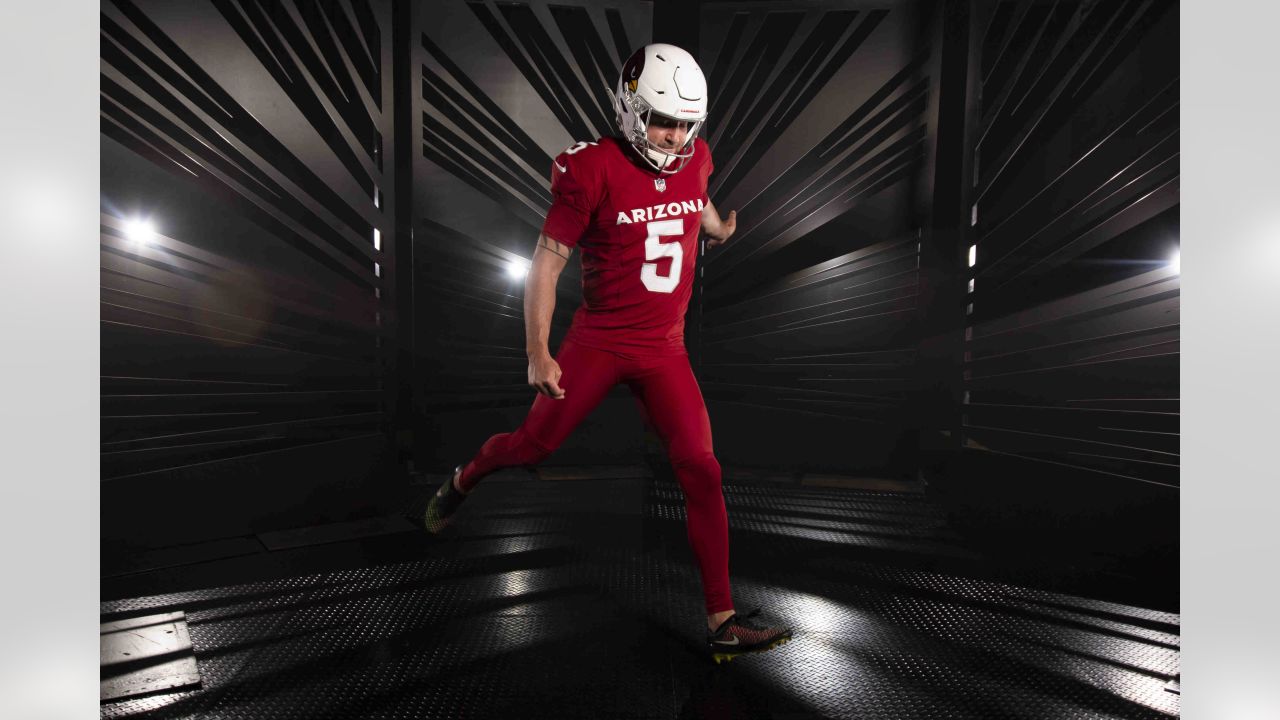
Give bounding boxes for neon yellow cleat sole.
[711,635,791,664]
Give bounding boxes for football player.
[423,43,791,662]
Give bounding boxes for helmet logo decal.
[622,48,645,94]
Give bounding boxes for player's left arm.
[701,200,737,248]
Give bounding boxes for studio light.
[506,259,530,280]
[1171,250,1180,274]
[125,218,155,246]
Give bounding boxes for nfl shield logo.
[654,178,666,192]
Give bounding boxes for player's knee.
[671,451,721,483]
[513,428,557,466]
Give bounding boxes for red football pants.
[455,338,733,614]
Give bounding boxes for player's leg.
[420,340,617,532]
[458,339,619,489]
[624,353,732,615]
[625,353,791,661]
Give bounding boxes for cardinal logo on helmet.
[622,49,645,94]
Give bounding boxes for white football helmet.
[614,43,708,174]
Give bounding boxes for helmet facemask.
[618,86,704,175]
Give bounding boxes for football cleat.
[415,466,468,534]
[707,608,793,664]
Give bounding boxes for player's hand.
[528,352,566,399]
[706,210,736,248]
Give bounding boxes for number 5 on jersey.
[641,220,683,293]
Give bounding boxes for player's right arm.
[525,233,572,399]
[526,141,603,399]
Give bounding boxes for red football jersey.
[541,136,714,356]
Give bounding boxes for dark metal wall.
[409,0,653,470]
[948,0,1180,585]
[696,0,932,476]
[100,0,397,554]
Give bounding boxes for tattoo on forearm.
[539,236,571,260]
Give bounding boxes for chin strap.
[640,141,695,174]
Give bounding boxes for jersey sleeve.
[541,146,603,248]
[697,137,714,202]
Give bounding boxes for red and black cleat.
[707,608,793,664]
[409,466,468,534]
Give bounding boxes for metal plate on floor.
[101,611,200,701]
[100,476,1180,719]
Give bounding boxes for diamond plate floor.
[101,473,1179,719]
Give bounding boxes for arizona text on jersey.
[541,136,715,356]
